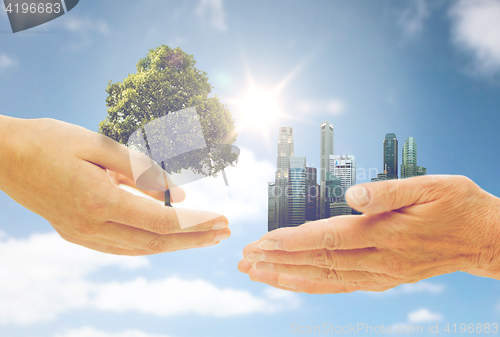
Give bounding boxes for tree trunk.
[161,161,171,207]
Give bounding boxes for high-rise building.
[320,121,334,219]
[329,155,356,197]
[287,156,306,226]
[275,127,294,228]
[320,121,334,184]
[330,202,352,217]
[268,182,276,231]
[383,133,398,179]
[401,136,427,178]
[305,167,318,221]
[329,155,356,217]
[323,173,342,218]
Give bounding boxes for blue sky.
[1,1,500,336]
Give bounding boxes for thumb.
[345,175,449,214]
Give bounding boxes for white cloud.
[398,0,430,37]
[54,327,174,337]
[408,308,443,323]
[59,16,109,50]
[296,99,345,116]
[93,277,298,317]
[398,282,445,294]
[449,0,500,75]
[195,0,227,32]
[0,233,149,325]
[367,281,445,297]
[62,16,109,35]
[0,54,17,69]
[0,231,299,325]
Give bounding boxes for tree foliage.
[99,45,237,176]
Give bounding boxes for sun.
[233,85,283,131]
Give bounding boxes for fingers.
[345,175,456,214]
[242,260,365,294]
[108,185,228,233]
[71,221,231,254]
[83,132,186,201]
[108,170,184,203]
[239,259,397,294]
[244,243,380,272]
[252,262,398,285]
[256,216,378,252]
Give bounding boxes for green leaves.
[99,45,237,176]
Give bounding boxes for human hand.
[0,116,230,255]
[239,175,500,294]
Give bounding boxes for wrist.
[463,192,500,280]
[0,115,28,190]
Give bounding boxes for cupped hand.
[0,116,230,255]
[239,175,500,294]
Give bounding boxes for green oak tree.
[99,45,238,204]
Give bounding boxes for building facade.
[329,155,356,217]
[319,121,334,219]
[287,156,307,226]
[383,133,398,179]
[329,155,356,197]
[268,182,276,231]
[275,127,294,228]
[305,167,319,221]
[401,136,427,178]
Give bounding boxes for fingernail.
[278,278,296,291]
[347,186,370,206]
[246,252,266,262]
[214,231,230,242]
[212,221,227,230]
[259,240,280,250]
[253,262,274,271]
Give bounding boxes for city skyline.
[268,124,428,230]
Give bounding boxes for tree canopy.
[99,45,237,177]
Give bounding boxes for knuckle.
[311,250,336,269]
[384,183,400,210]
[147,214,174,234]
[145,236,172,253]
[321,227,340,249]
[320,268,341,282]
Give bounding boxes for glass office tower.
[401,136,427,178]
[305,167,318,221]
[287,156,306,226]
[383,133,398,179]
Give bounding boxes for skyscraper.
[329,155,356,217]
[287,156,306,226]
[383,133,398,179]
[320,121,334,219]
[305,167,318,221]
[268,182,276,231]
[329,154,356,196]
[320,121,334,184]
[324,173,342,218]
[275,127,294,228]
[401,136,427,178]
